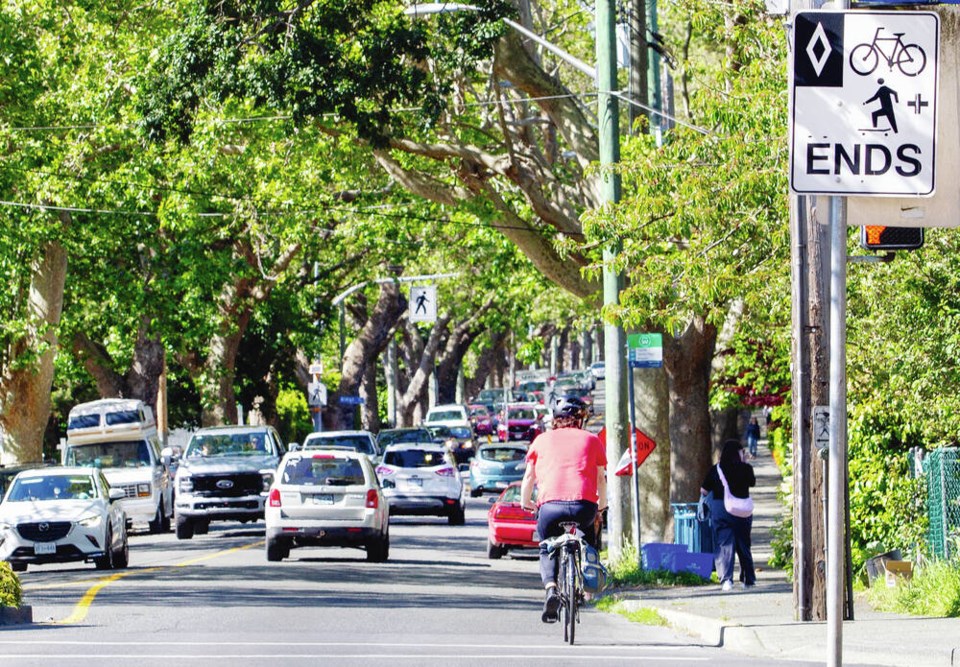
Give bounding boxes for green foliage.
[594,597,669,626]
[275,387,311,446]
[0,562,23,608]
[847,400,927,570]
[866,560,960,617]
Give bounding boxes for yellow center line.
[47,539,264,625]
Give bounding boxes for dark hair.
[719,439,744,478]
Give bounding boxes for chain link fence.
[926,447,960,560]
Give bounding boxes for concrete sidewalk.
[622,448,960,666]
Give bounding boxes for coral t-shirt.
[526,428,607,505]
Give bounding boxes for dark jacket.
[702,461,755,499]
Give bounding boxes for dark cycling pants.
[536,500,598,586]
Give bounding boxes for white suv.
[376,444,465,525]
[423,404,471,431]
[265,450,389,562]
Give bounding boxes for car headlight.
[137,483,151,498]
[0,522,12,532]
[261,471,274,492]
[179,476,194,493]
[78,514,102,528]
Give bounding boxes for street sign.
[790,11,939,196]
[627,333,663,368]
[409,285,437,323]
[814,405,830,451]
[307,381,327,408]
[598,426,657,476]
[339,395,365,406]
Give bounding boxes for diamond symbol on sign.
[805,22,832,78]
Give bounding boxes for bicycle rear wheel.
[564,548,578,645]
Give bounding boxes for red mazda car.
[486,482,538,559]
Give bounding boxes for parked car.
[471,388,508,414]
[376,427,433,450]
[496,403,544,442]
[174,425,286,539]
[589,361,605,380]
[468,404,495,437]
[376,444,465,524]
[561,386,595,413]
[486,482,538,559]
[0,467,129,572]
[264,449,389,562]
[302,430,380,462]
[469,443,528,497]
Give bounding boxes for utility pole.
[628,0,649,132]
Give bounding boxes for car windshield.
[185,433,271,458]
[384,449,447,469]
[470,406,489,417]
[426,410,463,422]
[7,475,98,502]
[302,435,375,455]
[480,447,527,463]
[281,456,366,486]
[378,429,431,447]
[66,440,152,469]
[509,408,537,420]
[447,426,472,439]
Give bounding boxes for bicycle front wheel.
[565,549,578,645]
[849,44,878,76]
[897,44,926,76]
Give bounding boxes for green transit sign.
[627,333,663,368]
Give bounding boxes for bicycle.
[849,27,926,77]
[542,521,587,644]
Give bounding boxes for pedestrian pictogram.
[790,11,939,196]
[409,285,437,323]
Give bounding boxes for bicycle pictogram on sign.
[849,27,927,77]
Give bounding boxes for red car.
[496,403,543,442]
[486,482,538,559]
[469,404,494,437]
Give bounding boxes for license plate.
[311,494,334,505]
[532,531,540,541]
[34,542,56,555]
[407,478,422,487]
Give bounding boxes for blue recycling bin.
[672,502,713,554]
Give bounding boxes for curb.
[0,605,33,626]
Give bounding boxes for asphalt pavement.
[620,445,960,667]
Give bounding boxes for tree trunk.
[0,236,68,465]
[360,360,380,432]
[465,331,506,399]
[436,300,493,404]
[635,366,672,543]
[396,317,450,426]
[665,317,718,503]
[336,282,405,429]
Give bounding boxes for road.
[6,493,819,667]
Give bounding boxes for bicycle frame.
[542,522,585,644]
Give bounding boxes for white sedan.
[0,467,129,572]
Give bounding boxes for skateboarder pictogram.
[862,78,899,133]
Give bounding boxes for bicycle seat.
[892,32,906,37]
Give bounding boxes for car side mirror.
[160,446,179,467]
[108,487,126,502]
[289,442,300,452]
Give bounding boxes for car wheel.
[366,531,390,563]
[148,502,165,534]
[448,503,466,526]
[113,534,129,569]
[193,519,210,535]
[95,530,114,570]
[175,515,194,540]
[266,537,287,562]
[10,562,26,573]
[487,540,504,560]
[470,487,482,498]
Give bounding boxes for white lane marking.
[0,641,685,651]
[0,656,706,662]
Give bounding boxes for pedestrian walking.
[745,417,761,459]
[700,439,756,591]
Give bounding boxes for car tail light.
[493,504,531,521]
[365,489,379,509]
[268,487,282,508]
[435,467,456,477]
[376,465,395,477]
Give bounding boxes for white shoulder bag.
[716,464,754,518]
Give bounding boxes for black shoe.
[541,588,561,623]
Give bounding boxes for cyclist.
[520,396,607,623]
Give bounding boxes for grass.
[604,545,713,588]
[595,596,668,626]
[865,559,960,617]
